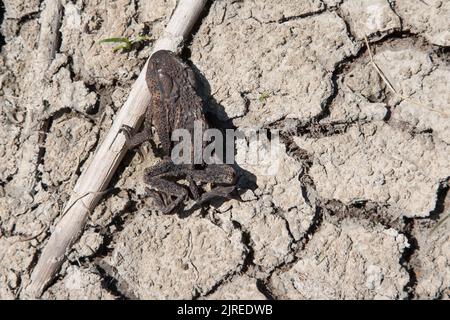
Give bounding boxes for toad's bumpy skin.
[121,50,236,214]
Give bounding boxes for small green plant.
[258,91,271,104]
[99,35,152,52]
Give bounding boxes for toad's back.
[146,50,207,156]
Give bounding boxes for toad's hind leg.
[144,159,188,214]
[189,164,237,205]
[146,178,188,214]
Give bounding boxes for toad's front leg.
[120,124,152,150]
[120,104,153,150]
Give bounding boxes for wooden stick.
[26,0,208,298]
[9,0,62,198]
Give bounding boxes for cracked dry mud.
[0,0,449,300]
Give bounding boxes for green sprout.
[258,91,271,104]
[99,35,152,52]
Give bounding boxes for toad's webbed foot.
[143,158,188,214]
[145,188,166,209]
[188,164,237,205]
[146,179,188,214]
[196,185,236,205]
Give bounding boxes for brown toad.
[121,50,236,213]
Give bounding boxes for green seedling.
[258,91,271,104]
[99,35,152,52]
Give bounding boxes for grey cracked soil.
[0,0,449,299]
